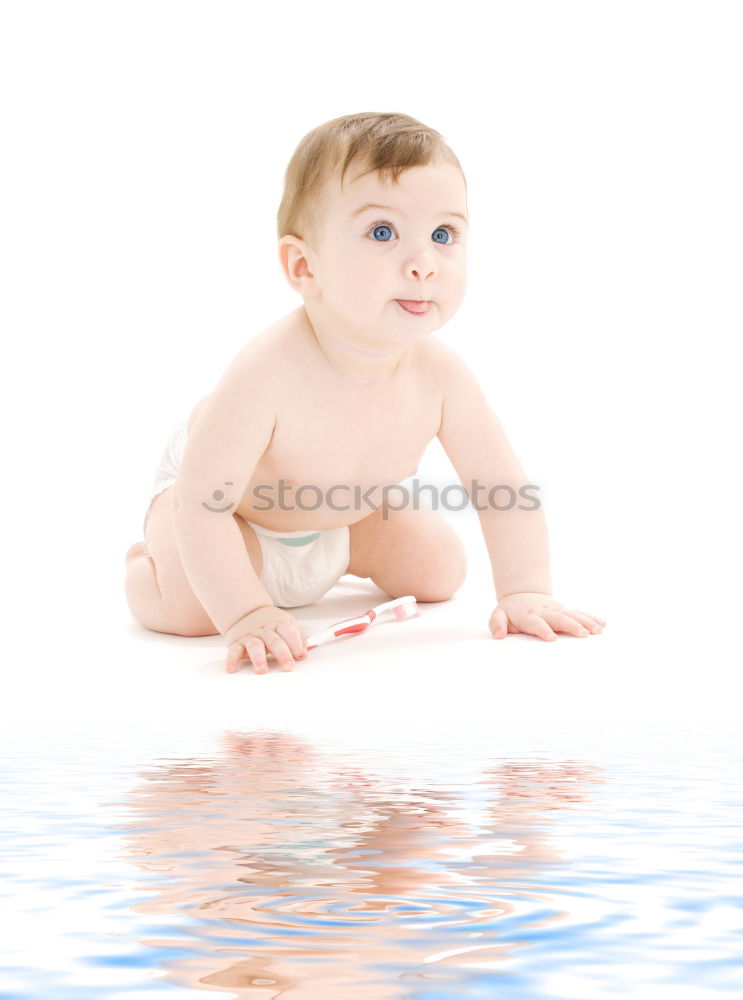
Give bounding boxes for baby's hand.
[489,593,606,642]
[224,604,309,674]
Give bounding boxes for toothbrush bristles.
[393,601,420,621]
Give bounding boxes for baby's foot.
[125,540,147,568]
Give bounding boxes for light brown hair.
[276,111,465,248]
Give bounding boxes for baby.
[125,111,606,674]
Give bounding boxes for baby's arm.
[435,346,551,596]
[172,357,307,671]
[434,345,605,641]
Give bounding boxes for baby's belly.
[235,477,412,532]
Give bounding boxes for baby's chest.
[264,389,440,488]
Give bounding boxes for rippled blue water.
[2,729,742,999]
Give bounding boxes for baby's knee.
[445,531,468,589]
[371,507,467,602]
[426,535,467,600]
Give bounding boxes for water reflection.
[117,731,604,996]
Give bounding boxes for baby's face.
[305,157,469,345]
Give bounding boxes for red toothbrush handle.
[334,621,370,637]
[305,609,379,651]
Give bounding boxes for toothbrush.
[305,595,420,651]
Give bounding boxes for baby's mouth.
[397,299,431,316]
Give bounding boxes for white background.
[1,1,741,731]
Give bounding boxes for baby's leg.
[125,487,264,636]
[346,489,467,602]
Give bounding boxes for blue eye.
[371,223,394,242]
[432,227,453,245]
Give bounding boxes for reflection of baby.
[124,111,606,673]
[122,732,605,995]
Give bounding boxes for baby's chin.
[393,299,449,331]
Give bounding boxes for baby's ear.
[278,235,318,295]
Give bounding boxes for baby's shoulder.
[187,321,294,431]
[416,335,460,368]
[414,336,472,389]
[219,317,302,388]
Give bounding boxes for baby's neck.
[299,306,413,384]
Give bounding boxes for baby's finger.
[275,621,308,659]
[544,610,591,637]
[262,631,296,672]
[524,613,558,641]
[242,635,271,674]
[490,607,509,639]
[226,642,247,673]
[562,610,604,633]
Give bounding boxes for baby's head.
[277,112,469,352]
[277,111,466,251]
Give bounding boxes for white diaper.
[246,520,351,609]
[145,419,351,609]
[150,419,189,503]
